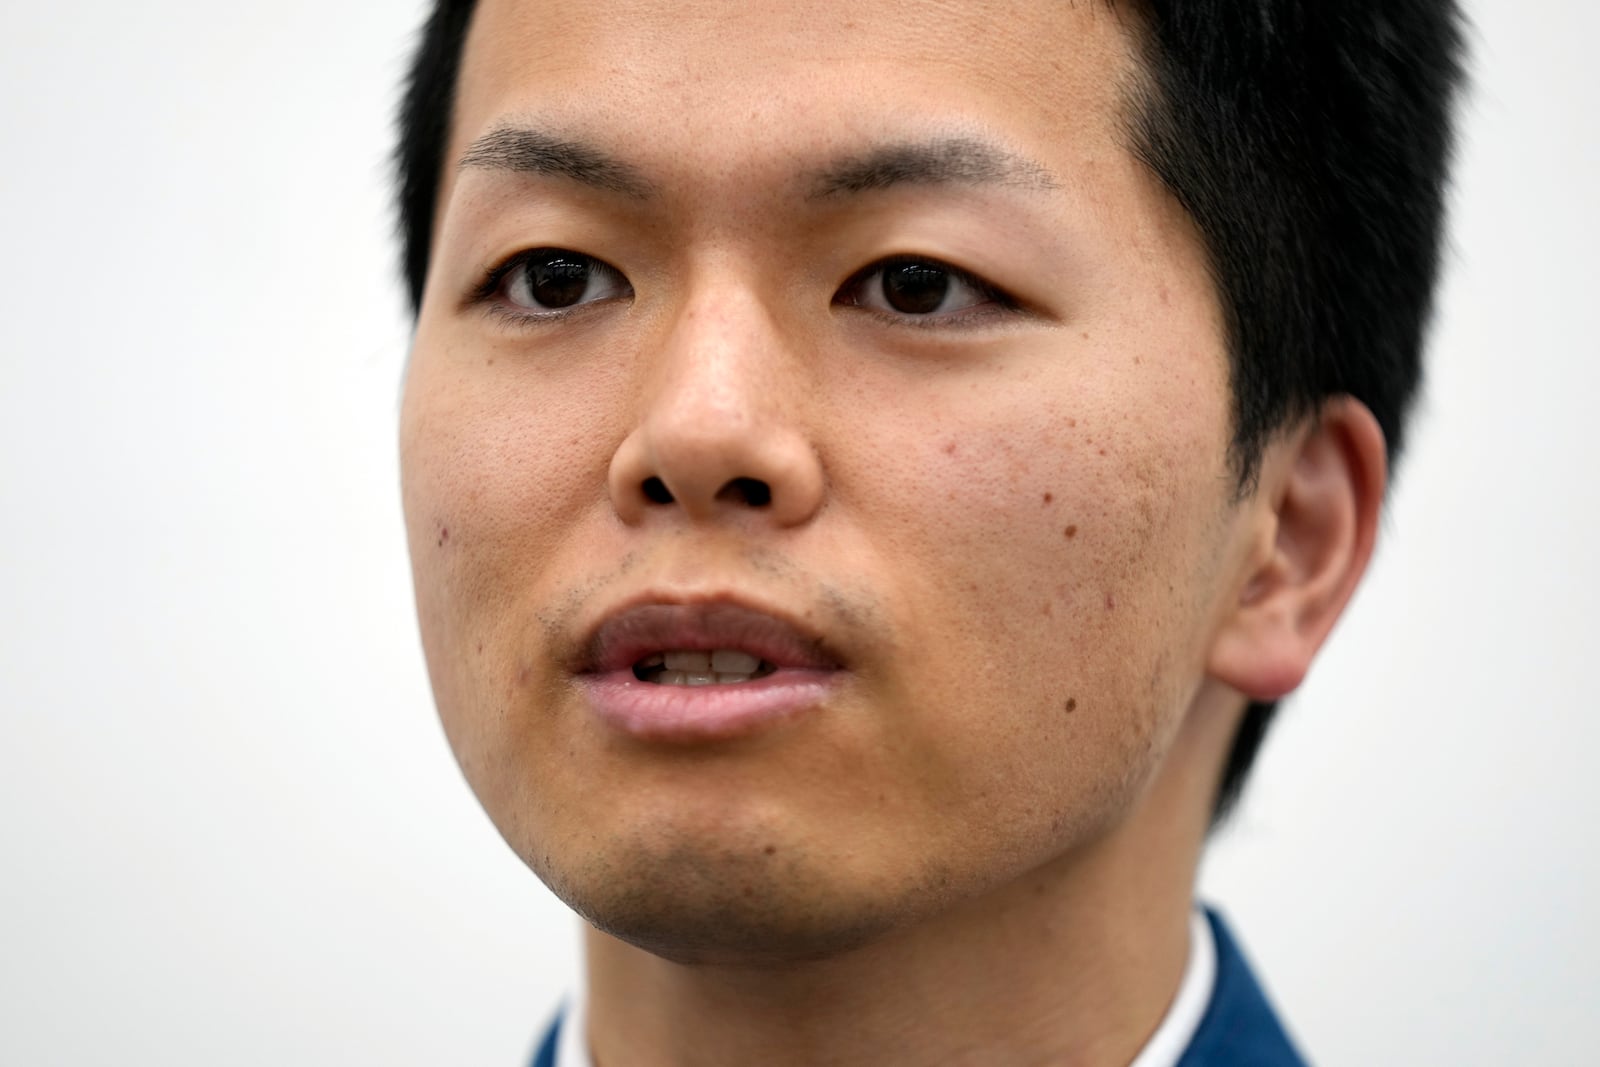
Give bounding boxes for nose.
[608,288,824,528]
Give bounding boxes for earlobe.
[1207,397,1388,702]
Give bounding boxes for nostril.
[720,477,772,508]
[642,477,674,504]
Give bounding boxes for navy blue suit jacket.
[532,911,1304,1066]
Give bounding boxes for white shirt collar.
[553,985,590,1067]
[556,909,1216,1067]
[1128,909,1217,1067]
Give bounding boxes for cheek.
[398,345,617,748]
[854,380,1219,637]
[830,355,1231,820]
[401,341,618,583]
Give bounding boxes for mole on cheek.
[1064,697,1078,714]
[1042,492,1054,505]
[437,525,450,548]
[1064,525,1078,539]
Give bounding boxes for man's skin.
[399,1,1386,1063]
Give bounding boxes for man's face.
[402,0,1255,962]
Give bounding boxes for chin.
[531,834,947,967]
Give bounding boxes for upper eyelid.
[840,255,1016,313]
[472,248,612,300]
[465,248,1018,322]
[849,254,992,286]
[475,249,996,289]
[474,250,531,300]
[470,247,629,309]
[468,252,525,307]
[455,250,632,332]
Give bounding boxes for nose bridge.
[653,278,781,430]
[608,271,825,526]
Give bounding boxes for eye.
[482,248,631,317]
[835,257,1012,321]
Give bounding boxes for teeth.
[639,650,771,685]
[711,649,761,673]
[658,650,763,673]
[648,670,758,686]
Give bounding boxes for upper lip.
[574,596,845,674]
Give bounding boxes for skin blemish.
[437,526,450,547]
[763,845,777,856]
[1104,594,1117,611]
[1042,601,1053,617]
[1064,698,1078,714]
[1042,492,1054,505]
[943,440,959,456]
[1064,525,1078,539]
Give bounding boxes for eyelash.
[469,249,1020,328]
[470,248,632,327]
[833,254,1019,327]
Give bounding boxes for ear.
[1207,397,1388,702]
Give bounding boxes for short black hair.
[393,0,1466,822]
[1117,1,1466,819]
[395,0,477,315]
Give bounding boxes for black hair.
[395,0,478,313]
[1118,1,1466,820]
[393,0,1466,823]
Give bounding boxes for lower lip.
[576,668,837,741]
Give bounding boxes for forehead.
[446,0,1147,205]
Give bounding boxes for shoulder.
[1177,911,1308,1067]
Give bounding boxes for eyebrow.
[456,127,1057,202]
[807,137,1059,199]
[457,127,655,198]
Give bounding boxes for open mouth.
[632,650,777,686]
[577,601,841,739]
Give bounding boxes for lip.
[572,599,844,742]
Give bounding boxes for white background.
[1,2,1594,1063]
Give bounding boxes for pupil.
[882,263,949,314]
[528,254,591,308]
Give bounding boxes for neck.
[582,695,1236,1067]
